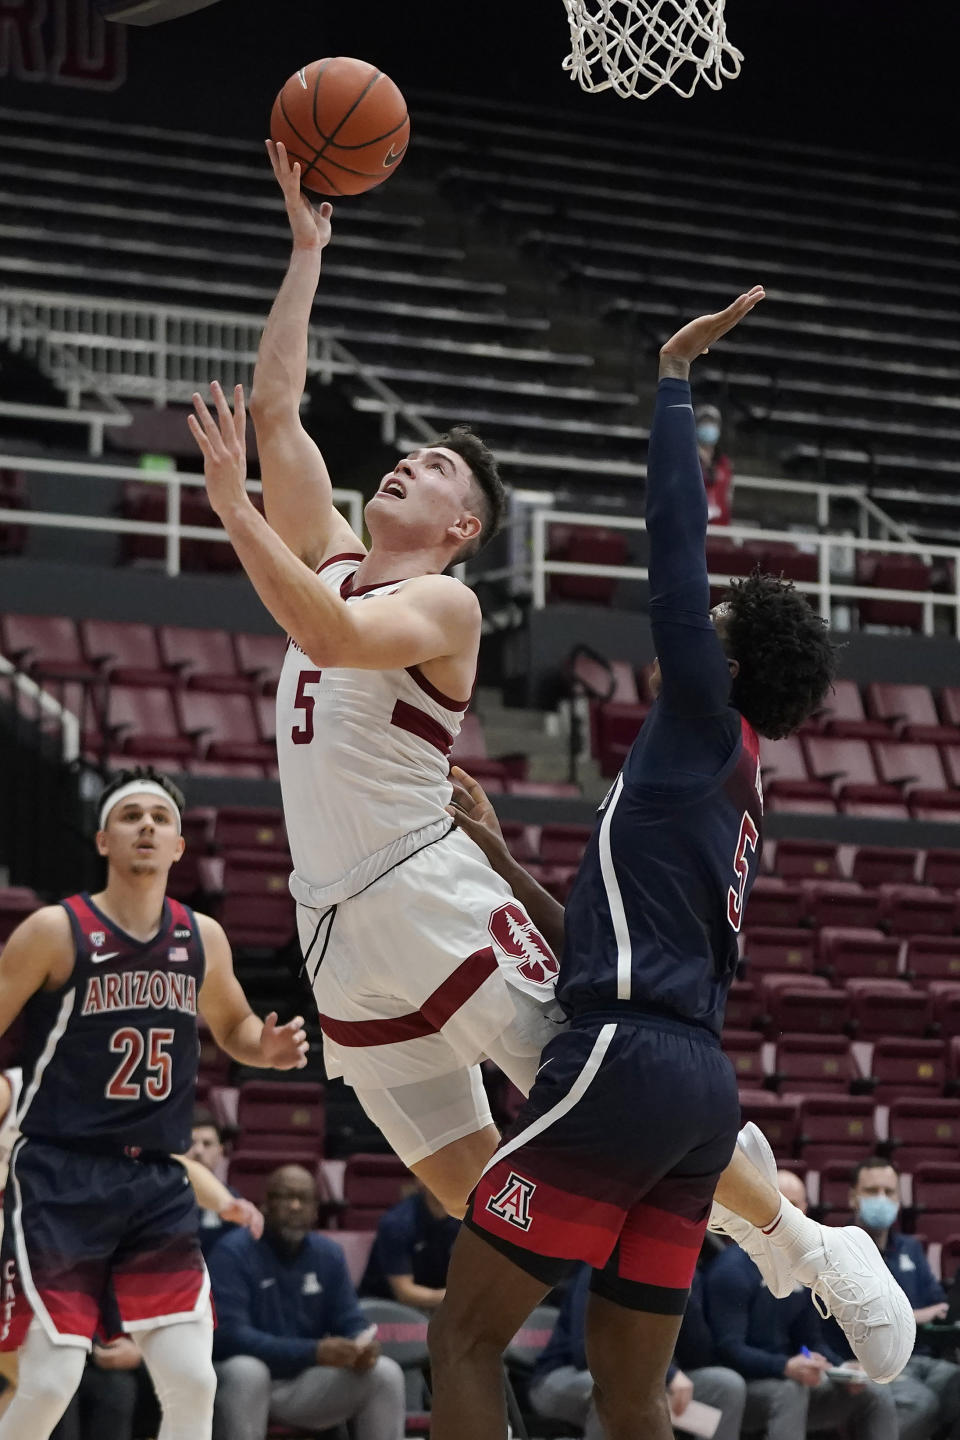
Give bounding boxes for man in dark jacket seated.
[209,1164,405,1440]
[361,1178,459,1311]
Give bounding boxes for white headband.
[99,781,182,835]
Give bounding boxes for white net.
[562,0,744,100]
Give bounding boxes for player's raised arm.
[196,913,308,1070]
[647,288,764,716]
[249,140,363,569]
[189,382,480,671]
[0,907,73,1037]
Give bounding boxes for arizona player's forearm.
[249,248,325,415]
[495,857,565,958]
[645,376,709,606]
[219,1011,276,1067]
[215,498,353,662]
[175,1153,233,1212]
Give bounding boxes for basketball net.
[562,0,744,100]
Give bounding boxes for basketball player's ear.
[171,834,186,865]
[450,512,482,548]
[728,657,740,681]
[95,829,109,859]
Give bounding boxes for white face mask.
[698,421,720,446]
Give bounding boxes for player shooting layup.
[0,768,306,1440]
[188,151,912,1386]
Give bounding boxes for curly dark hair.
[98,765,186,827]
[430,424,506,562]
[723,570,838,740]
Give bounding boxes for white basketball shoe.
[710,1122,915,1384]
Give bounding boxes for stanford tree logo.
[488,903,559,986]
[485,1171,536,1232]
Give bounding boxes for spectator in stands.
[187,1106,244,1259]
[530,1258,746,1440]
[707,1170,897,1439]
[209,1163,405,1440]
[361,1177,460,1310]
[697,403,734,525]
[825,1157,959,1440]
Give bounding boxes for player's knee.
[594,1379,671,1440]
[23,1340,86,1406]
[179,1347,217,1410]
[428,1303,500,1371]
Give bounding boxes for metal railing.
[527,509,960,636]
[0,452,364,579]
[0,287,434,447]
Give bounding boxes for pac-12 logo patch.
[485,1171,536,1231]
[90,931,106,948]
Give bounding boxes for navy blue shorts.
[0,1139,207,1351]
[468,1013,739,1313]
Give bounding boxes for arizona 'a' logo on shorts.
[485,1171,536,1231]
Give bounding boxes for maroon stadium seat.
[725,980,762,1029]
[744,877,806,929]
[817,1161,858,1225]
[593,701,650,776]
[847,978,930,1039]
[873,741,950,794]
[500,822,540,865]
[866,683,958,744]
[236,1081,324,1155]
[797,1096,876,1169]
[926,983,960,1038]
[178,691,272,764]
[856,554,933,631]
[723,1030,766,1088]
[818,928,902,982]
[234,632,286,692]
[887,1098,960,1170]
[158,625,251,693]
[742,928,815,976]
[2,614,95,678]
[815,680,889,740]
[211,807,288,861]
[940,1236,960,1284]
[218,856,295,948]
[737,1092,800,1156]
[852,847,918,888]
[939,688,960,731]
[801,880,877,930]
[772,840,839,881]
[879,885,955,938]
[758,542,819,585]
[909,788,960,823]
[759,736,832,810]
[79,619,171,687]
[773,1035,857,1096]
[802,735,904,814]
[547,525,628,605]
[906,937,960,989]
[341,1154,412,1230]
[705,538,765,605]
[107,685,195,760]
[922,851,960,891]
[911,1164,960,1245]
[763,980,851,1039]
[538,824,591,866]
[866,1038,945,1104]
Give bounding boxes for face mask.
[857,1194,898,1231]
[697,421,720,446]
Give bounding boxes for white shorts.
[296,826,565,1096]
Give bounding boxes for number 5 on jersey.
[727,812,759,933]
[291,670,323,745]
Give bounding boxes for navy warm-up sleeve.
[646,377,733,719]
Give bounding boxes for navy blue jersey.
[558,377,763,1034]
[17,893,205,1154]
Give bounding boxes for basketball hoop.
[562,0,744,100]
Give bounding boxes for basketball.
[269,57,410,197]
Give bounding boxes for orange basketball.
[270,57,410,197]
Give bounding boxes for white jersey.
[276,554,471,908]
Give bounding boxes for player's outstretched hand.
[260,1010,309,1070]
[266,139,333,253]
[188,380,249,520]
[220,1195,265,1239]
[447,764,513,874]
[659,286,765,377]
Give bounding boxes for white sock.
[762,1196,824,1270]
